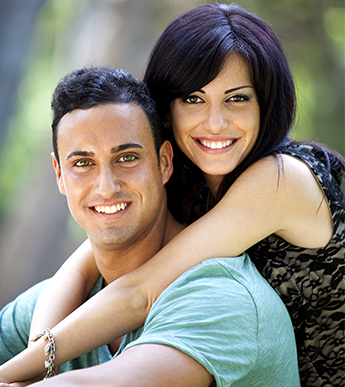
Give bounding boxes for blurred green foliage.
[0,0,83,217]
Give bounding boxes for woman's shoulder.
[275,143,344,186]
[242,148,319,191]
[274,142,345,209]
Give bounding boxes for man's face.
[53,103,172,250]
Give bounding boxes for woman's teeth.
[200,139,234,149]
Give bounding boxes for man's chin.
[87,227,137,249]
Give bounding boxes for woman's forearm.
[29,240,99,342]
[0,275,147,383]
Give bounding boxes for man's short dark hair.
[52,67,163,165]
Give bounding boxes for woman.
[143,5,345,385]
[0,3,344,386]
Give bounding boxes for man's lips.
[92,202,128,214]
[197,138,237,150]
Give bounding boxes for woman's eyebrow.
[224,85,253,94]
[196,85,253,95]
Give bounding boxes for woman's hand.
[0,375,44,387]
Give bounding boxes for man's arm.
[28,344,214,387]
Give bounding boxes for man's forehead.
[57,103,156,159]
[57,103,152,139]
[59,102,149,126]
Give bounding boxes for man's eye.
[183,95,203,104]
[75,159,93,167]
[118,155,137,163]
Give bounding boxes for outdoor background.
[0,0,344,308]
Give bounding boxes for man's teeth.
[200,140,234,149]
[94,203,128,214]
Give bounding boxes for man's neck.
[90,211,183,286]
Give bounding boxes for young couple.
[0,4,344,387]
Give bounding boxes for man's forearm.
[28,344,213,387]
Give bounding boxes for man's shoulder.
[123,254,299,386]
[187,255,294,335]
[0,280,47,332]
[167,254,276,304]
[0,280,47,364]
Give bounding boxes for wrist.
[31,329,56,379]
[0,364,11,384]
[0,339,47,383]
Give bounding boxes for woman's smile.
[195,137,238,151]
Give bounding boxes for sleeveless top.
[191,144,345,387]
[249,144,345,387]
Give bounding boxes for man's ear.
[51,152,66,195]
[159,141,174,185]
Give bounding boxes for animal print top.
[190,144,345,387]
[248,144,345,387]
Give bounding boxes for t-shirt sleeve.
[0,281,45,364]
[122,259,259,387]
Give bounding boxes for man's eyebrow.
[65,144,143,161]
[111,143,143,153]
[196,85,253,95]
[66,151,94,160]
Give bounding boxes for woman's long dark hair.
[144,3,345,222]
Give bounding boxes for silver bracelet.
[31,328,56,379]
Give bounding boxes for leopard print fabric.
[247,144,345,387]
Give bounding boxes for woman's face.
[170,54,260,192]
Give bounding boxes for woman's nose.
[204,105,228,133]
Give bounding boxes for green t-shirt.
[0,254,300,386]
[119,254,300,386]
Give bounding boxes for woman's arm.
[0,273,147,383]
[28,239,100,343]
[137,154,332,300]
[0,155,332,383]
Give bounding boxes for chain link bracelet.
[31,328,56,379]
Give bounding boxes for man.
[0,67,300,386]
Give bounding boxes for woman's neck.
[203,173,222,198]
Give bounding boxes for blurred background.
[0,0,344,308]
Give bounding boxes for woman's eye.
[184,95,203,104]
[228,94,249,102]
[75,159,93,167]
[118,155,137,163]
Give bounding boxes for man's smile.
[93,202,128,214]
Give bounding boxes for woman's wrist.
[0,337,48,383]
[31,329,56,379]
[0,364,11,384]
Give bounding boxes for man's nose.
[204,104,228,133]
[95,166,121,197]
